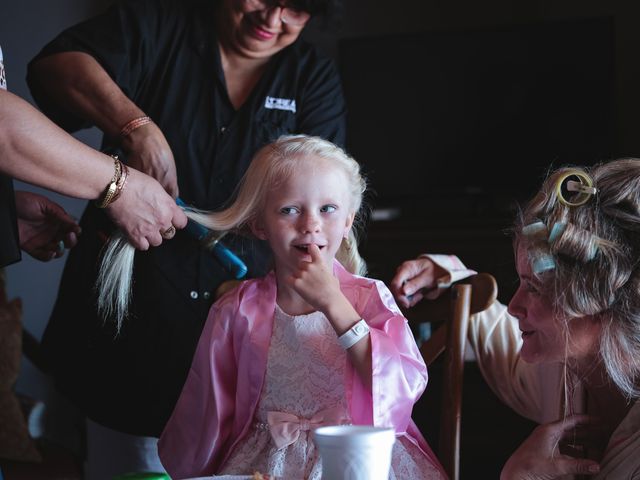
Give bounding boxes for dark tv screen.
[339,17,615,216]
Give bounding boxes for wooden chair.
[403,273,498,480]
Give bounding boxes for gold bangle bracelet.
[95,155,123,208]
[109,162,129,205]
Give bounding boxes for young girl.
[152,135,446,479]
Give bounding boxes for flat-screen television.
[339,16,615,220]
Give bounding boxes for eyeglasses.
[244,0,311,26]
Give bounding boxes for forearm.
[325,299,373,390]
[28,51,144,137]
[0,89,118,199]
[346,337,373,391]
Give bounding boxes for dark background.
[339,17,614,207]
[300,1,638,304]
[4,0,640,477]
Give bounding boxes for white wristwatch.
[337,319,370,349]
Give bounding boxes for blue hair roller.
[532,254,556,274]
[176,198,248,280]
[548,222,567,243]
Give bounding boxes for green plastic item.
[112,473,170,480]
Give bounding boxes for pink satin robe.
[158,261,446,479]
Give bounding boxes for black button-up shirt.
[27,0,346,436]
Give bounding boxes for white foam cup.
[313,425,396,480]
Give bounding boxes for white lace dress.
[219,305,442,479]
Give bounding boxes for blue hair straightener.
[176,198,248,280]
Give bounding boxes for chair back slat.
[409,273,498,480]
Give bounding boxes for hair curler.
[176,198,248,279]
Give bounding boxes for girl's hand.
[287,244,344,313]
[121,122,179,198]
[289,245,371,389]
[501,415,600,480]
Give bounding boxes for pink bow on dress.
[267,406,348,449]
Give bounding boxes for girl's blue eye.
[320,205,337,213]
[280,206,299,215]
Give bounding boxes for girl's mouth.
[294,244,325,252]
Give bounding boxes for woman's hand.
[121,122,179,198]
[106,167,187,250]
[15,191,81,261]
[389,256,444,308]
[501,415,600,480]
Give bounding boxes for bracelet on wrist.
[95,154,126,209]
[337,319,370,350]
[108,162,129,205]
[119,115,152,138]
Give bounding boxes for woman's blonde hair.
[97,134,368,330]
[515,158,640,398]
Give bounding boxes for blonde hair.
[515,158,640,398]
[97,134,368,330]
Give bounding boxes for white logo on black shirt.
[264,96,296,113]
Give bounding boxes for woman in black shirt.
[27,0,346,477]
